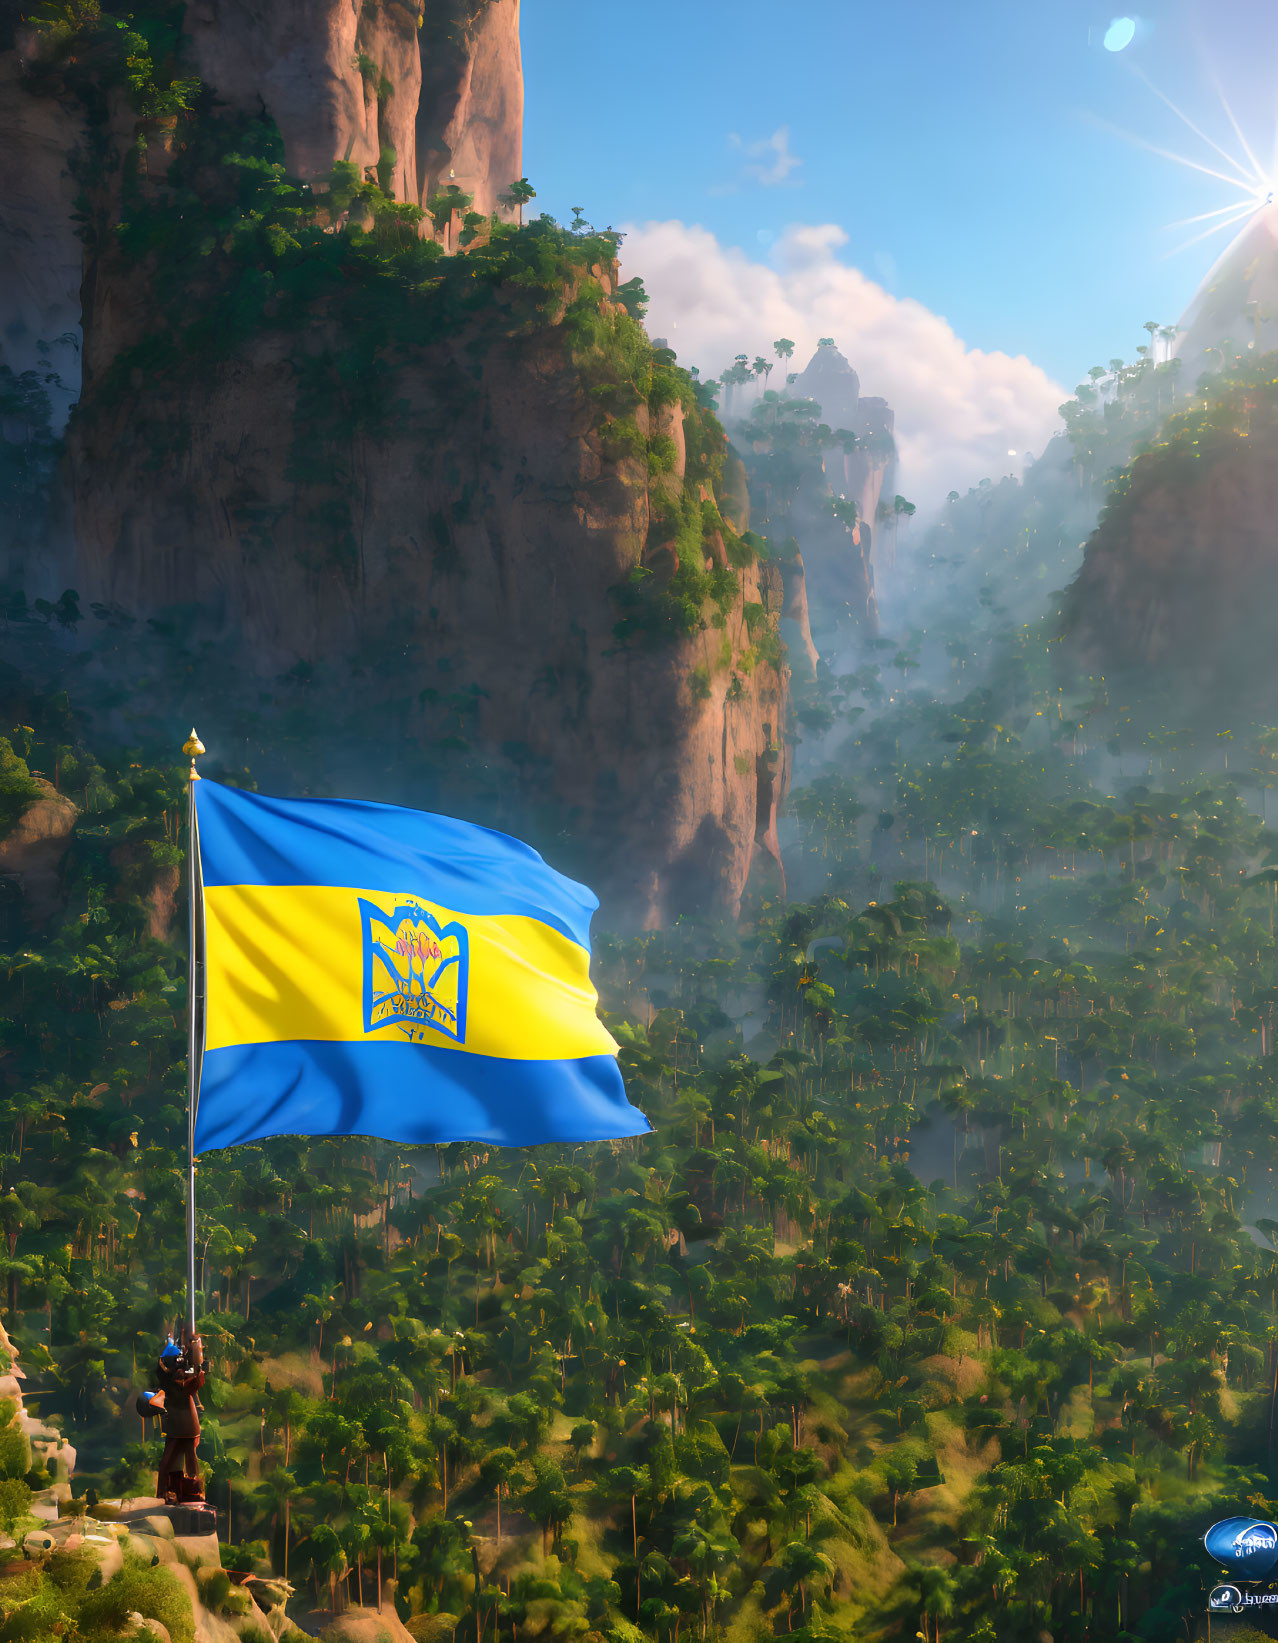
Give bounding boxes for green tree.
[499,177,538,227]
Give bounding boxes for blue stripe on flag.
[194,782,598,950]
[194,1041,650,1151]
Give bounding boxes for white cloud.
[621,219,1065,513]
[714,127,802,193]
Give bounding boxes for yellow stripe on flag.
[202,884,618,1061]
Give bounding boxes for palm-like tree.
[775,1539,834,1629]
[426,184,474,250]
[253,1465,298,1578]
[909,1562,956,1642]
[522,1453,572,1555]
[479,1444,519,1546]
[303,1521,345,1611]
[499,177,537,226]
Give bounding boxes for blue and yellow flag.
[190,781,650,1152]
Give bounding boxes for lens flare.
[1103,17,1137,52]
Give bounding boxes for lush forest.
[5,574,1278,1643]
[4,9,1278,1643]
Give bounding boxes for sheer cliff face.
[183,0,522,212]
[1063,382,1278,702]
[783,345,896,652]
[0,47,84,433]
[416,0,522,215]
[67,291,788,921]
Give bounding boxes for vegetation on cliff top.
[1071,350,1278,548]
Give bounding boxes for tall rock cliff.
[789,342,896,575]
[1062,359,1278,708]
[183,0,522,214]
[0,47,83,434]
[0,1,789,924]
[730,341,896,663]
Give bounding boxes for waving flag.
[190,781,650,1152]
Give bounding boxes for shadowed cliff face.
[67,278,788,921]
[1062,361,1278,711]
[0,45,84,438]
[183,0,521,212]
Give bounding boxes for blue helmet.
[160,1339,182,1362]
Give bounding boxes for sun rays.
[1098,59,1274,259]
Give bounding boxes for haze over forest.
[4,5,1278,1643]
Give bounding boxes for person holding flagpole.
[154,1327,205,1503]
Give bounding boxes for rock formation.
[66,283,788,920]
[0,1317,76,1482]
[1061,368,1278,706]
[0,0,523,444]
[778,557,819,677]
[0,778,78,927]
[790,343,896,564]
[0,2,790,925]
[183,0,521,214]
[731,341,896,661]
[416,0,523,216]
[0,46,84,437]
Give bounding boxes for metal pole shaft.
[186,769,198,1336]
[184,731,205,1337]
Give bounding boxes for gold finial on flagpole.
[183,728,205,782]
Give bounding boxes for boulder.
[0,778,78,924]
[127,1617,171,1643]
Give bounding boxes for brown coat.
[156,1360,204,1439]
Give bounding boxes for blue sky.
[523,0,1278,390]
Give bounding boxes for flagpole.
[183,729,206,1339]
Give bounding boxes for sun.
[1098,60,1277,257]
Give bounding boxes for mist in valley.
[5,7,1278,1642]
